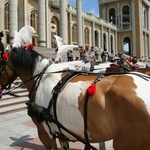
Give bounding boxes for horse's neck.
[17,69,35,92]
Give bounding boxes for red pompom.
[91,46,94,50]
[128,57,132,62]
[26,44,34,50]
[87,83,96,95]
[3,53,9,59]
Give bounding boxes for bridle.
[0,56,17,89]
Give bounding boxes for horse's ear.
[0,31,4,37]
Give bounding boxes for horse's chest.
[52,82,88,138]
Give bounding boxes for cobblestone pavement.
[0,110,100,150]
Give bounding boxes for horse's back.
[100,73,150,149]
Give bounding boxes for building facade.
[99,0,150,59]
[0,0,150,58]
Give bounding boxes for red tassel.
[87,83,96,95]
[3,53,9,59]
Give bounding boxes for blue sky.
[68,0,99,17]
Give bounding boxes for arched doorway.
[103,33,107,50]
[95,30,99,48]
[109,8,116,25]
[123,37,131,55]
[84,27,90,47]
[110,35,114,53]
[72,24,77,45]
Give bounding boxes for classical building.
[0,0,150,58]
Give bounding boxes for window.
[4,3,9,30]
[30,10,38,34]
[84,27,89,45]
[103,33,107,50]
[143,9,146,28]
[123,37,131,55]
[109,8,116,25]
[122,5,130,29]
[110,35,113,53]
[72,24,77,43]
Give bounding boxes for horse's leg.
[57,134,69,150]
[32,118,58,150]
[99,142,106,150]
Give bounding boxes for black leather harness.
[26,69,103,150]
[26,65,150,150]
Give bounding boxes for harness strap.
[27,71,104,150]
[83,75,103,149]
[51,72,79,134]
[28,60,52,101]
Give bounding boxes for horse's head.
[0,51,18,90]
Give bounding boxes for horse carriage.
[1,26,150,150]
[105,53,150,77]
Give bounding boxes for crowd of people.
[66,45,147,72]
[2,37,145,72]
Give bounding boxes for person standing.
[67,50,73,61]
[89,46,95,71]
[79,47,85,61]
[101,49,109,62]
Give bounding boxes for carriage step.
[0,103,27,115]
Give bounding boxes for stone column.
[101,25,104,50]
[60,0,67,44]
[115,31,118,54]
[24,0,27,25]
[92,22,95,46]
[134,0,142,58]
[108,28,111,53]
[131,0,136,56]
[82,18,85,46]
[77,0,83,46]
[38,0,46,47]
[69,13,72,44]
[148,7,150,57]
[9,0,18,43]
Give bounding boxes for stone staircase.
[0,78,29,114]
[0,47,80,115]
[0,47,55,115]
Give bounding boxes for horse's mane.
[11,46,43,72]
